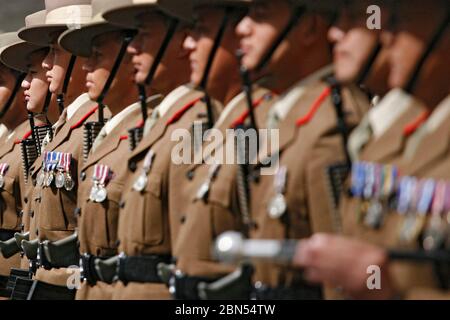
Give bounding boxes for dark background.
[0,0,44,32]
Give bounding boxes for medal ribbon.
[52,152,61,172]
[444,182,450,214]
[45,152,53,173]
[58,152,66,171]
[397,176,416,214]
[363,163,375,200]
[417,179,435,216]
[64,153,71,173]
[351,162,365,198]
[93,164,101,183]
[431,180,446,217]
[99,164,110,186]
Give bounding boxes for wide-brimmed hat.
[0,32,22,69]
[0,11,48,73]
[58,0,131,57]
[18,0,93,47]
[102,0,194,29]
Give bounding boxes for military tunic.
[27,93,106,287]
[75,96,162,300]
[112,85,216,299]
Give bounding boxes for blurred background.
[0,0,44,32]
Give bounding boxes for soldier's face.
[0,64,16,110]
[0,65,26,128]
[235,0,291,71]
[21,49,51,113]
[127,13,169,85]
[328,5,390,95]
[83,32,135,102]
[329,9,380,83]
[184,7,242,88]
[381,4,449,92]
[42,44,87,98]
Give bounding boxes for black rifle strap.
[138,18,179,123]
[199,8,232,129]
[256,5,306,73]
[57,54,77,114]
[327,76,351,167]
[97,30,137,123]
[405,11,449,94]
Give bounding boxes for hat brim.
[59,23,124,57]
[103,5,161,29]
[0,41,47,73]
[18,24,68,47]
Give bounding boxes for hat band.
[45,5,92,27]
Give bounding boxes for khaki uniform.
[27,94,105,287]
[17,117,50,272]
[0,124,9,145]
[112,85,214,300]
[75,96,162,300]
[175,87,276,281]
[340,93,448,298]
[0,121,31,278]
[395,96,450,298]
[249,78,370,294]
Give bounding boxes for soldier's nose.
[183,35,196,51]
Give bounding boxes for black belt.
[171,264,254,300]
[8,268,33,300]
[0,229,15,241]
[118,254,172,285]
[0,274,10,297]
[27,280,76,300]
[251,283,323,300]
[79,253,106,286]
[172,274,215,300]
[10,277,34,300]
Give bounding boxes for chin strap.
[56,54,77,115]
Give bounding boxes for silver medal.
[364,200,385,229]
[89,184,99,202]
[37,172,45,187]
[46,171,54,187]
[64,174,75,191]
[133,174,148,192]
[55,171,65,189]
[95,185,108,203]
[268,193,287,219]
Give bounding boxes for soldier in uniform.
[0,10,62,300]
[7,1,111,299]
[54,0,170,300]
[89,0,229,300]
[292,0,450,300]
[150,0,277,300]
[226,0,369,300]
[0,32,29,299]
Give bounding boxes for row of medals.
[37,166,75,191]
[352,162,450,251]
